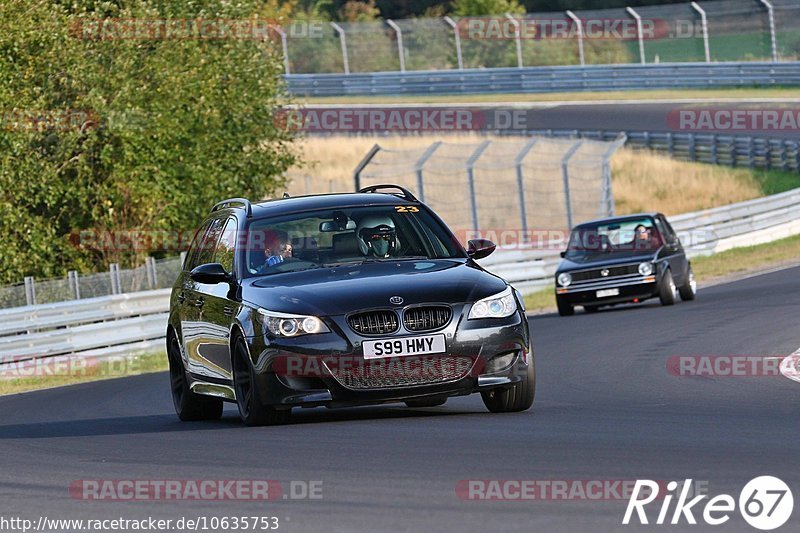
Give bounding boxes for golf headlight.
[258,309,329,338]
[557,272,572,287]
[469,287,517,319]
[638,262,654,276]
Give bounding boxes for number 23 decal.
[395,206,419,213]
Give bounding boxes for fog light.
[484,351,517,374]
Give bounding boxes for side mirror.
[190,263,231,284]
[467,239,496,260]
[560,251,566,258]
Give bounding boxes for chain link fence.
[0,256,183,310]
[282,0,800,74]
[354,135,626,238]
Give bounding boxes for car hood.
[557,252,657,272]
[242,259,508,316]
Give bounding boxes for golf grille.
[348,310,399,335]
[404,306,452,332]
[571,263,640,282]
[328,356,473,389]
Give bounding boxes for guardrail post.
[110,263,121,295]
[690,2,711,63]
[505,13,523,68]
[24,276,36,306]
[146,256,158,289]
[625,7,646,64]
[466,140,491,232]
[758,0,778,62]
[414,141,442,203]
[710,134,719,164]
[443,16,464,70]
[566,11,585,66]
[514,138,539,236]
[561,140,584,229]
[68,270,81,300]
[330,22,350,75]
[386,20,406,72]
[353,144,381,191]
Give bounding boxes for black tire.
[678,265,697,301]
[232,335,290,426]
[658,269,678,306]
[167,332,223,421]
[481,352,536,413]
[404,397,447,408]
[583,305,599,314]
[556,297,574,316]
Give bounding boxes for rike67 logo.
[623,477,793,530]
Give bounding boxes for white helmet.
[356,215,398,257]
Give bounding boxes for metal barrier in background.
[353,135,627,235]
[281,0,800,75]
[285,61,800,97]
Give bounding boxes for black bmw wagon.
[167,185,534,425]
[554,213,696,316]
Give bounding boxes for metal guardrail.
[477,186,800,292]
[285,61,800,97]
[524,129,800,172]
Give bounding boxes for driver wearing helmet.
[357,215,398,258]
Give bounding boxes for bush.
[0,1,298,284]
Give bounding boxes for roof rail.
[211,197,253,218]
[357,184,419,203]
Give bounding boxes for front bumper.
[555,275,658,306]
[244,306,530,408]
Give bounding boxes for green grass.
[752,169,800,196]
[302,87,799,105]
[523,232,800,313]
[0,350,167,396]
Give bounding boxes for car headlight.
[257,309,330,338]
[638,262,654,276]
[557,272,572,287]
[469,287,517,319]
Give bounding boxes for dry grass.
[611,148,762,215]
[286,136,765,217]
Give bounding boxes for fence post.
[505,13,523,68]
[330,22,350,75]
[443,16,464,70]
[414,141,442,203]
[600,134,627,217]
[565,11,585,66]
[68,270,81,300]
[514,137,539,236]
[353,144,381,190]
[466,140,491,232]
[758,0,778,62]
[273,25,290,74]
[386,20,406,72]
[146,256,158,289]
[626,7,646,64]
[110,263,121,295]
[690,2,711,63]
[561,140,584,229]
[24,276,36,306]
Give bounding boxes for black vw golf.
[554,213,697,316]
[167,185,534,425]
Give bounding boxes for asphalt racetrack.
[1,266,798,532]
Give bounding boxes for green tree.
[0,0,298,284]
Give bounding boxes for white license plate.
[596,288,620,298]
[363,334,446,360]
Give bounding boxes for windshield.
[565,217,662,260]
[241,204,464,277]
